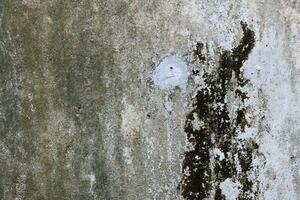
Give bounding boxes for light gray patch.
[152,55,190,90]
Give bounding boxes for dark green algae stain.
[181,22,258,199]
[0,1,126,199]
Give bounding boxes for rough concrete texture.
[0,0,300,199]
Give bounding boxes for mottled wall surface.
[0,0,299,199]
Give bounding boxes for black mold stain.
[181,22,257,199]
[193,42,206,63]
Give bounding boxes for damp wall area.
[0,0,300,199]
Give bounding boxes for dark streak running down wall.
[180,22,258,199]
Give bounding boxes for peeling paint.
[220,178,242,200]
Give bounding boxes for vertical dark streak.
[181,21,257,199]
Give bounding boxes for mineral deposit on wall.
[0,0,300,199]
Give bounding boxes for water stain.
[181,21,258,199]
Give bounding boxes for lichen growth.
[181,21,258,199]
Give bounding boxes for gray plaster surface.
[0,0,300,199]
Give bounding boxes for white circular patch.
[152,55,190,90]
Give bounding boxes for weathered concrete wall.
[0,0,300,199]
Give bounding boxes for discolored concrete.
[0,0,300,199]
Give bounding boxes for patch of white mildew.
[145,136,155,160]
[123,147,133,165]
[164,98,173,112]
[152,55,190,90]
[120,100,141,182]
[208,6,238,50]
[241,17,299,198]
[220,178,242,200]
[163,95,175,161]
[85,174,96,193]
[213,148,225,161]
[258,133,297,200]
[121,99,141,143]
[236,127,257,141]
[191,112,204,131]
